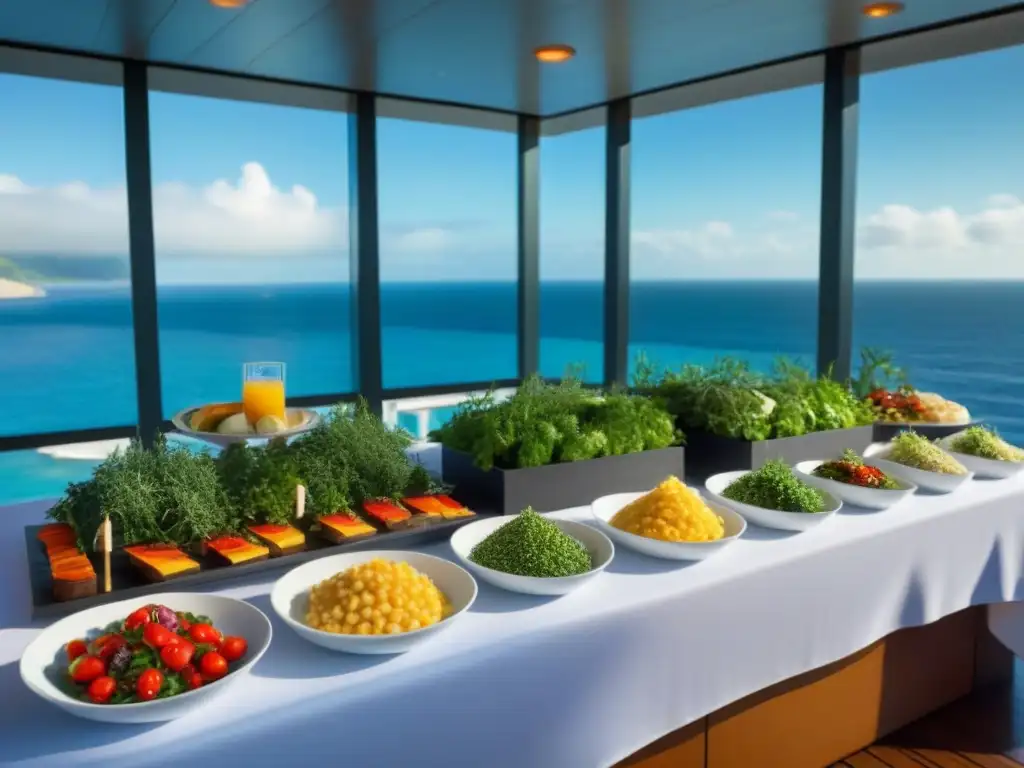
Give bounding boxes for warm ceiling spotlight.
[534,44,576,63]
[209,0,249,7]
[862,2,904,18]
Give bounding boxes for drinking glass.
[242,362,286,426]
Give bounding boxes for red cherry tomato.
[125,607,152,631]
[219,636,247,663]
[143,623,174,649]
[87,676,116,704]
[187,672,204,690]
[160,641,194,672]
[188,623,220,645]
[178,616,191,633]
[136,668,163,701]
[66,639,88,662]
[70,655,106,684]
[199,651,228,681]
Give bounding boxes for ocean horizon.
[2,278,1023,505]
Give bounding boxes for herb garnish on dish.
[888,431,967,475]
[813,450,901,489]
[948,426,1024,462]
[722,460,826,513]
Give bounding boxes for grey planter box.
[441,446,686,516]
[682,425,875,481]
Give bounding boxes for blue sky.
[0,43,1022,283]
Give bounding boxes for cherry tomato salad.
[61,604,249,705]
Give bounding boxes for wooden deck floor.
[833,663,1024,768]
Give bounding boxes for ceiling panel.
[0,0,1020,115]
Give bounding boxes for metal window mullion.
[816,47,861,381]
[604,98,631,387]
[122,61,163,447]
[349,92,384,416]
[517,114,540,379]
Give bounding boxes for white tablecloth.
[3,471,1024,768]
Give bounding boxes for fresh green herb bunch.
[217,438,301,525]
[721,459,826,513]
[48,435,235,551]
[851,347,909,400]
[431,374,680,470]
[634,356,873,441]
[290,399,419,506]
[948,426,1024,462]
[469,507,592,577]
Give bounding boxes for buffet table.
[2,469,1024,768]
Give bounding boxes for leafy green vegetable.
[431,374,681,470]
[48,435,235,552]
[721,460,826,513]
[633,356,873,441]
[948,426,1024,462]
[851,347,909,400]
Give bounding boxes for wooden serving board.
[25,514,481,619]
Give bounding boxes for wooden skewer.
[295,484,306,520]
[100,516,112,593]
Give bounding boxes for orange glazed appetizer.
[362,500,412,530]
[318,513,377,544]
[206,535,269,566]
[124,544,200,582]
[247,523,306,556]
[37,523,97,601]
[403,495,475,520]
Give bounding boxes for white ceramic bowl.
[938,432,1024,480]
[271,550,477,654]
[449,516,614,596]
[793,460,917,510]
[704,470,841,532]
[590,491,746,561]
[20,593,272,724]
[863,443,974,493]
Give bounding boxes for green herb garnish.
[721,460,827,513]
[469,508,593,577]
[949,426,1024,462]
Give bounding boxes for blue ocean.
[2,280,1023,505]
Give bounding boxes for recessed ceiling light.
[534,44,576,63]
[862,2,904,18]
[209,0,249,8]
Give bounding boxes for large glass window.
[629,60,824,376]
[148,70,353,417]
[0,53,136,437]
[855,29,1024,442]
[377,100,517,389]
[539,111,606,382]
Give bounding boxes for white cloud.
[0,162,345,256]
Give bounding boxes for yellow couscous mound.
[610,476,725,543]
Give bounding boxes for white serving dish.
[20,593,272,724]
[793,460,917,510]
[171,404,320,447]
[704,470,841,532]
[449,516,614,596]
[271,550,477,654]
[937,432,1024,480]
[863,442,974,493]
[590,491,746,561]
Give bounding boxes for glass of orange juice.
[242,362,286,426]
